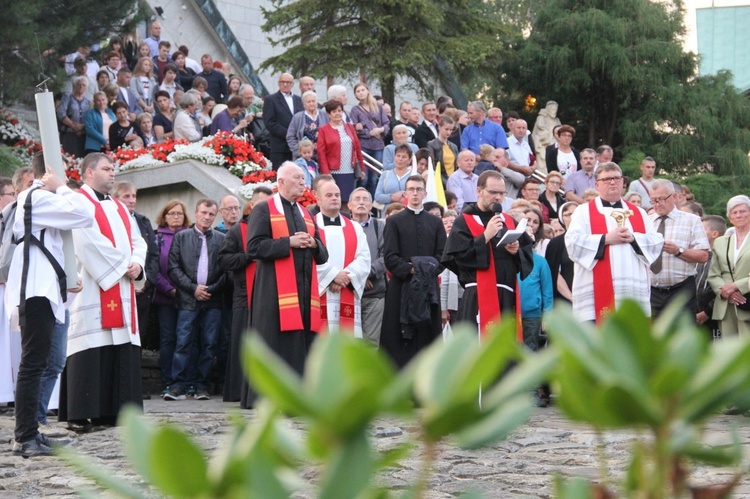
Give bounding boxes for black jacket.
[134,212,158,288]
[168,226,226,310]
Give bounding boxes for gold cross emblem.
[107,300,118,312]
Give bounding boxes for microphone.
[491,202,503,215]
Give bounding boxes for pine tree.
[1,0,142,104]
[259,0,507,103]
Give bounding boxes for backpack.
[0,201,18,282]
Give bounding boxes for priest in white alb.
[315,181,370,337]
[565,162,663,323]
[61,153,147,432]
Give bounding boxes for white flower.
[237,181,277,200]
[119,153,163,171]
[168,142,226,166]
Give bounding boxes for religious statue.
[531,101,561,173]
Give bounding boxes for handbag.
[725,239,750,310]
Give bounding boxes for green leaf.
[554,475,595,499]
[483,348,558,409]
[625,441,646,494]
[119,406,156,481]
[374,442,414,470]
[242,333,315,417]
[596,382,661,427]
[453,393,533,449]
[317,428,374,498]
[681,338,750,422]
[149,426,210,497]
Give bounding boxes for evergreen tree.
[499,0,750,177]
[259,0,507,104]
[1,0,142,104]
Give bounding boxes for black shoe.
[163,388,186,401]
[67,419,93,433]
[194,390,210,400]
[12,435,54,458]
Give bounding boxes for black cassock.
[441,204,534,329]
[544,234,574,303]
[245,196,328,406]
[380,208,447,369]
[217,216,252,405]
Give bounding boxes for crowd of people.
[5,28,747,457]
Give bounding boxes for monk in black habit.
[245,164,328,406]
[442,171,534,329]
[217,187,272,405]
[380,175,447,369]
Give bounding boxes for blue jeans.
[360,148,382,197]
[37,309,69,424]
[157,305,179,388]
[172,305,221,391]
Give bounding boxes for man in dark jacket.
[165,199,226,401]
[262,73,303,170]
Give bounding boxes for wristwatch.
[677,246,685,257]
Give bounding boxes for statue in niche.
[531,101,561,173]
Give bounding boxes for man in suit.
[414,102,439,148]
[116,69,143,122]
[263,73,303,170]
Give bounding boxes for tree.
[498,0,750,178]
[259,0,508,104]
[1,0,142,105]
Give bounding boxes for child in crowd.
[294,139,319,187]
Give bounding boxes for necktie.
[650,215,667,274]
[196,231,208,285]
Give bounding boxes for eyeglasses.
[166,211,184,217]
[484,189,507,196]
[596,176,623,184]
[651,194,673,204]
[405,187,425,193]
[0,192,16,198]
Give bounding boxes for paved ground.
[0,398,749,498]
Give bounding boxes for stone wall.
[116,159,244,224]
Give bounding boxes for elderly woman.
[84,91,116,154]
[374,143,414,205]
[316,99,365,202]
[382,124,419,171]
[540,171,566,220]
[130,56,157,114]
[708,195,750,338]
[57,76,91,157]
[173,93,203,142]
[350,82,389,194]
[210,96,250,135]
[148,200,191,396]
[624,192,643,207]
[287,91,329,160]
[546,124,580,180]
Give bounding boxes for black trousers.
[651,276,696,320]
[15,297,55,443]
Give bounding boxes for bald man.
[245,163,328,404]
[263,74,303,170]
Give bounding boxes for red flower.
[242,170,277,184]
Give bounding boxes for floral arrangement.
[242,170,277,184]
[115,133,269,177]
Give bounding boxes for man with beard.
[442,170,534,336]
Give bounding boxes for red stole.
[462,213,524,342]
[79,189,137,334]
[267,197,321,333]
[317,216,357,332]
[589,200,646,324]
[240,222,256,309]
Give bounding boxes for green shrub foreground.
[61,300,750,498]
